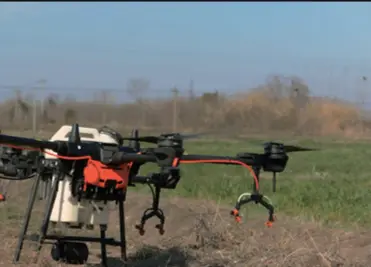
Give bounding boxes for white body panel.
[47,125,118,225]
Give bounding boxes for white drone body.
[45,125,119,227]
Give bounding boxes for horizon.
[1,2,371,104]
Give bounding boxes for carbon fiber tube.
[109,152,157,165]
[0,134,59,151]
[180,154,258,166]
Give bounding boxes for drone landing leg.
[118,199,127,263]
[272,172,277,193]
[40,176,51,200]
[38,179,44,200]
[35,172,60,259]
[99,224,108,267]
[13,173,42,263]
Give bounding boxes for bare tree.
[64,108,77,124]
[126,78,150,126]
[288,75,309,107]
[42,93,59,125]
[13,88,21,122]
[99,90,114,124]
[126,78,150,102]
[266,75,284,98]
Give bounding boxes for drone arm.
[180,154,255,165]
[180,154,265,168]
[109,152,157,165]
[0,134,59,152]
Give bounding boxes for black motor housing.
[262,142,289,173]
[0,145,41,177]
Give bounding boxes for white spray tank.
[47,125,119,226]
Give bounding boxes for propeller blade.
[121,136,159,144]
[161,132,205,139]
[283,145,318,153]
[121,132,207,144]
[263,142,318,153]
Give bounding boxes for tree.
[64,108,77,124]
[266,74,284,98]
[288,76,309,107]
[98,90,114,124]
[126,78,151,126]
[42,94,59,125]
[126,78,150,102]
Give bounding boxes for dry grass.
[1,191,371,267]
[1,85,369,139]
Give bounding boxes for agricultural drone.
[0,124,316,266]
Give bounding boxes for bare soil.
[0,182,371,267]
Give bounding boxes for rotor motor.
[0,145,41,177]
[262,142,289,173]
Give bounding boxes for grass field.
[1,134,371,266]
[133,137,371,228]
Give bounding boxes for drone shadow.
[88,245,193,267]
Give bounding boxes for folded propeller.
[121,132,206,144]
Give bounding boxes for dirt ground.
[1,183,371,267]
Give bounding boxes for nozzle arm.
[230,192,275,226]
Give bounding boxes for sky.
[1,2,371,102]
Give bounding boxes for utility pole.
[13,87,20,122]
[32,97,36,136]
[32,79,46,137]
[189,79,195,100]
[100,89,112,125]
[361,75,368,107]
[171,87,179,132]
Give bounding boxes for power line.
[0,84,178,93]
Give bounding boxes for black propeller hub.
[262,142,289,173]
[264,142,285,155]
[157,134,183,149]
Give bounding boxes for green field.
[134,137,371,228]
